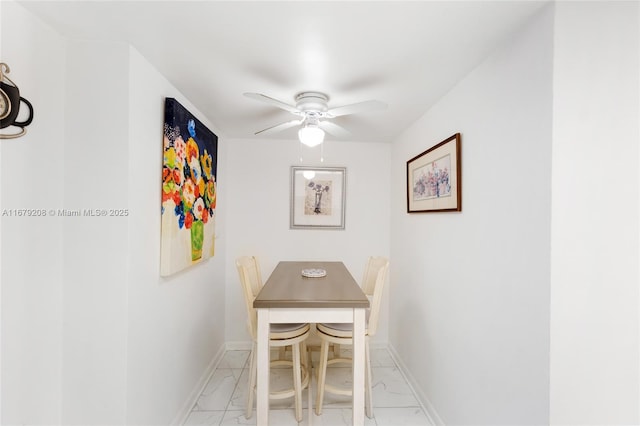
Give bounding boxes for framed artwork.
[290,166,346,229]
[160,98,218,276]
[407,133,461,213]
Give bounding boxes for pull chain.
[298,141,325,163]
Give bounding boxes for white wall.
[62,38,130,425]
[0,1,65,424]
[224,139,391,346]
[550,2,639,424]
[1,3,227,423]
[389,6,553,425]
[126,47,227,425]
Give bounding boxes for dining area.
[184,256,431,426]
[241,257,385,426]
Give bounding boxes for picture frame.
[290,166,346,229]
[407,133,461,213]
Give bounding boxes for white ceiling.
[19,1,547,143]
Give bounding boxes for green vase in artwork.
[190,220,204,261]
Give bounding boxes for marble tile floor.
[183,347,431,426]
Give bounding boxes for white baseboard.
[387,343,444,426]
[171,344,226,426]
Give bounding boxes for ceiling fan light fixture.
[245,91,385,142]
[298,124,324,147]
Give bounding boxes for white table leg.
[257,308,270,425]
[308,343,313,426]
[352,308,365,426]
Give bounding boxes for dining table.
[253,261,370,426]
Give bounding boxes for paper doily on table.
[301,268,327,278]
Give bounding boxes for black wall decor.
[0,63,34,139]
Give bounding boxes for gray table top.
[254,261,370,309]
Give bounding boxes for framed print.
[290,166,346,229]
[407,133,461,213]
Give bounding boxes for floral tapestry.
[161,98,218,276]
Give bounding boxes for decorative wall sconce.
[0,63,34,139]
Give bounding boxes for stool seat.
[271,322,309,338]
[316,310,371,337]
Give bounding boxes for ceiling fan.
[243,91,386,146]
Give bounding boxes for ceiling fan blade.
[244,92,300,114]
[318,121,351,139]
[254,119,303,135]
[326,100,387,117]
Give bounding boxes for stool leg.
[246,341,257,419]
[365,339,373,418]
[315,339,330,415]
[301,340,308,373]
[307,342,313,426]
[293,342,303,422]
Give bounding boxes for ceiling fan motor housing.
[295,92,329,114]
